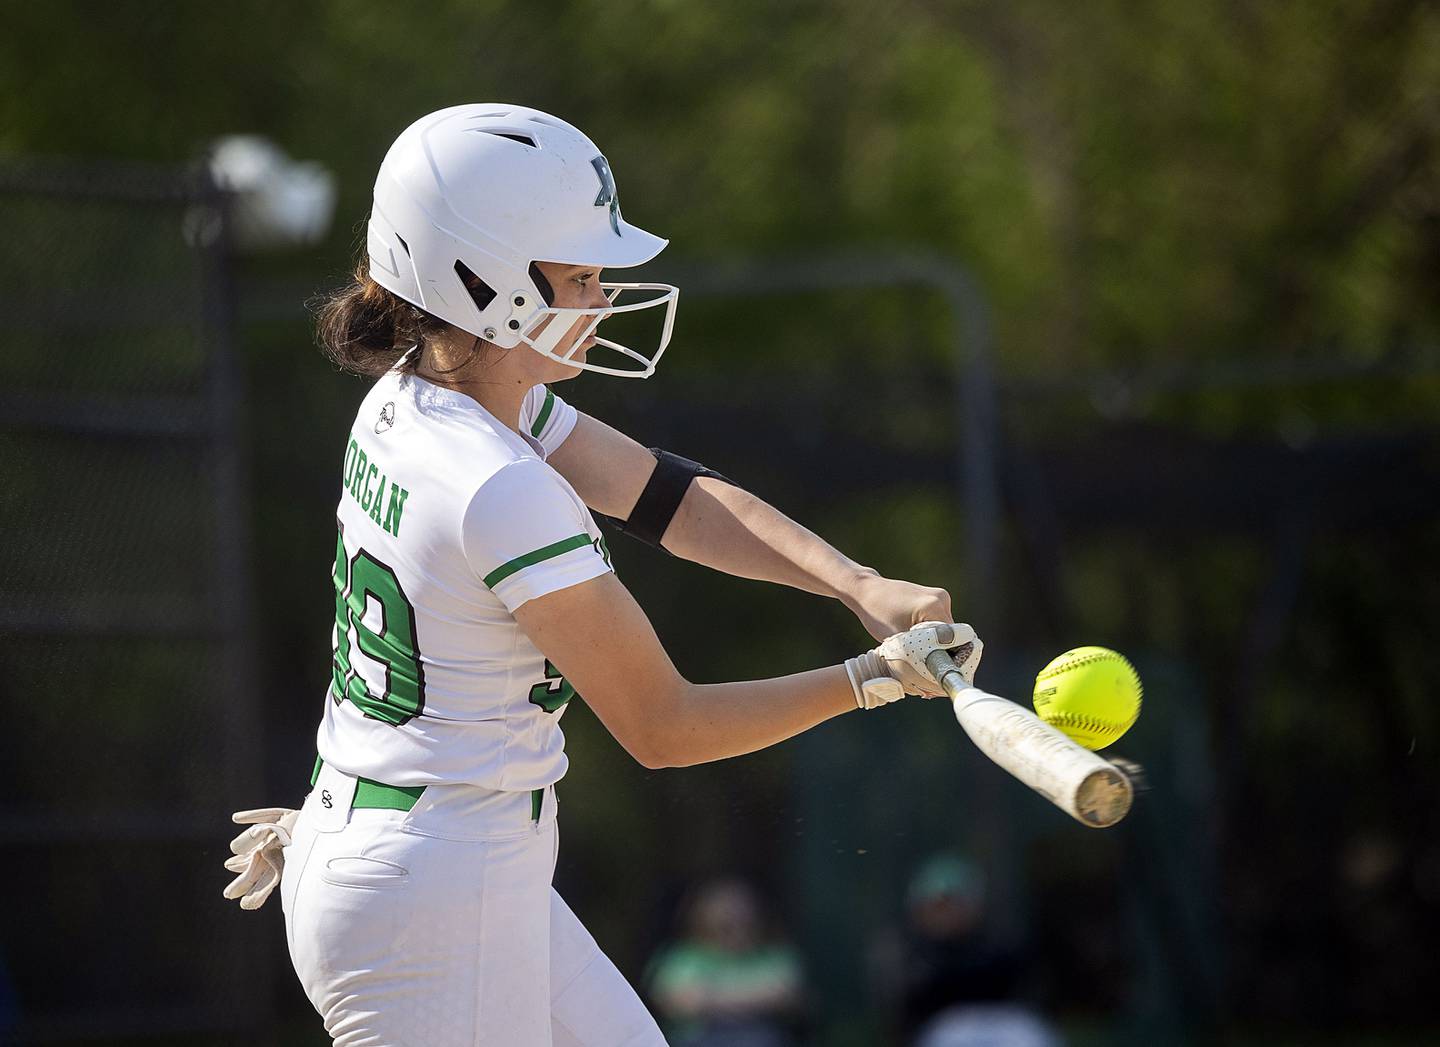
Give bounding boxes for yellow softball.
[1032,647,1142,750]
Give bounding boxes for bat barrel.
[927,650,1135,829]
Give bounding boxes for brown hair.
[313,258,449,377]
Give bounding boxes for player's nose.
[584,283,610,311]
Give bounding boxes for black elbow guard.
[609,448,735,550]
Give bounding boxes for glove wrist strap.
[844,650,891,710]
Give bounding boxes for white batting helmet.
[367,104,678,378]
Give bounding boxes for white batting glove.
[844,621,983,709]
[222,807,298,911]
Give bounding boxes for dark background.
[2,2,1438,1043]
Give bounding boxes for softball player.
[223,104,983,1047]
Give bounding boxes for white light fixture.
[207,135,336,251]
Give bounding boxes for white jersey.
[316,369,612,791]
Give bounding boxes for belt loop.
[309,762,358,833]
[310,755,424,813]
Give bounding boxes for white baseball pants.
[280,763,667,1046]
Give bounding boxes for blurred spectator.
[874,854,1059,1047]
[647,878,805,1047]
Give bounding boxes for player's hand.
[844,621,983,709]
[222,807,298,911]
[842,572,953,641]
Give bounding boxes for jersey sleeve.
[461,459,611,612]
[518,385,578,458]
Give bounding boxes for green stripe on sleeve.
[530,388,556,437]
[483,533,593,588]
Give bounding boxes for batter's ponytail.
[314,257,446,377]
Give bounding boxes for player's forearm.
[646,665,856,768]
[661,478,876,601]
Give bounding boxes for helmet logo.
[591,156,621,236]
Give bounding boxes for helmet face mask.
[367,104,678,378]
[519,281,679,379]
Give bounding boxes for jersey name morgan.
[318,371,610,791]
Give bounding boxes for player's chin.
[548,342,592,379]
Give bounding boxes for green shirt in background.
[648,943,802,1043]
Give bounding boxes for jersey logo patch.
[591,156,621,236]
[375,401,396,434]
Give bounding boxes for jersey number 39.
[529,660,575,715]
[330,525,426,726]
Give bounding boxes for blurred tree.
[4,0,1437,378]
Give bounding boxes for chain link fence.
[3,153,1438,1043]
[0,159,266,1043]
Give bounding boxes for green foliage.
[5,1,1437,384]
